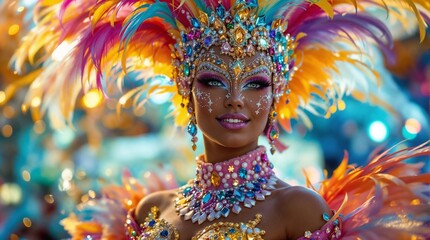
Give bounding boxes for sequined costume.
[61,144,429,239]
[7,0,430,239]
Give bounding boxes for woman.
[11,0,430,239]
[128,44,338,238]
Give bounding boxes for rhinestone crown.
[172,3,295,101]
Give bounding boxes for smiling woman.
[8,0,430,239]
[191,49,275,163]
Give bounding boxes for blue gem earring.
[187,107,198,151]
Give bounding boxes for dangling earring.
[187,107,198,151]
[266,109,279,155]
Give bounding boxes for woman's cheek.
[244,90,273,115]
[193,87,222,113]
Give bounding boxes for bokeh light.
[82,89,103,108]
[368,121,389,143]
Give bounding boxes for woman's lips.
[216,113,250,130]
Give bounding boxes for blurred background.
[0,0,429,239]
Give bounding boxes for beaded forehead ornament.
[172,2,295,103]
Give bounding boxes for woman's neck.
[202,137,259,164]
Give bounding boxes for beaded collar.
[174,146,277,224]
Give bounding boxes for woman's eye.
[244,81,270,89]
[207,80,224,87]
[246,82,261,88]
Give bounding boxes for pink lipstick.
[216,113,250,130]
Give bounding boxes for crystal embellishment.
[174,147,277,225]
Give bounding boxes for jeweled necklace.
[174,146,277,225]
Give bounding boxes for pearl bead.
[234,160,240,166]
[242,162,248,168]
[225,174,230,179]
[215,165,222,171]
[232,173,237,179]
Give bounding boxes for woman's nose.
[224,89,244,109]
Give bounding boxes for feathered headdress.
[8,0,430,130]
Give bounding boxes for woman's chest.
[158,202,287,240]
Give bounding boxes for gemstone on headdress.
[186,46,193,56]
[221,42,232,54]
[216,5,226,19]
[234,26,246,45]
[204,36,213,47]
[183,63,190,76]
[258,38,268,48]
[246,44,255,55]
[237,7,250,21]
[199,11,209,25]
[191,17,200,28]
[256,16,266,27]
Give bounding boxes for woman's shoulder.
[134,188,178,223]
[274,184,332,239]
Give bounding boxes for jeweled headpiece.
[172,3,294,103]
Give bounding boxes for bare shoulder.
[276,185,331,239]
[134,189,177,223]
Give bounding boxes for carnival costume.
[8,0,430,239]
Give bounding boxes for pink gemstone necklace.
[174,146,277,224]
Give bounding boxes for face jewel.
[175,147,277,225]
[232,60,244,77]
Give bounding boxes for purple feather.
[295,13,395,64]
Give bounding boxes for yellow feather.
[312,0,334,18]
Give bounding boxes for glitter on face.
[194,88,219,113]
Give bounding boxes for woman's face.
[191,48,273,149]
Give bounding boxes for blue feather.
[121,1,177,51]
[259,0,303,22]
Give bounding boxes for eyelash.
[197,77,226,88]
[243,80,271,90]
